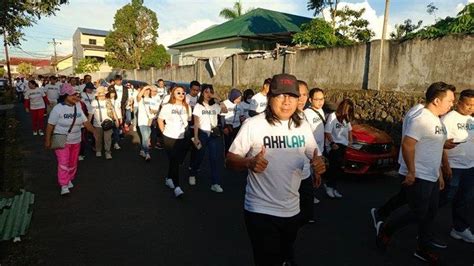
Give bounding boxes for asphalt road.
[1,106,473,266]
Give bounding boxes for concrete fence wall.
[89,35,473,91]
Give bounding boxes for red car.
[343,124,398,175]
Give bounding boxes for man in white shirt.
[248,78,271,117]
[113,75,129,125]
[43,76,61,113]
[440,89,474,243]
[376,82,455,263]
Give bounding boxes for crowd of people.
[16,73,473,265]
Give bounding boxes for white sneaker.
[114,143,121,150]
[38,130,44,136]
[145,154,151,161]
[333,190,343,198]
[165,178,175,189]
[450,228,474,243]
[210,184,223,193]
[33,131,38,136]
[174,187,184,198]
[324,185,335,198]
[313,197,320,204]
[60,185,70,195]
[96,152,102,157]
[105,153,112,160]
[189,176,196,186]
[78,155,85,161]
[139,150,146,158]
[67,181,74,189]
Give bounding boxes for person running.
[324,99,354,199]
[248,78,271,117]
[24,80,49,136]
[221,88,243,154]
[136,86,155,161]
[106,86,123,150]
[440,88,474,243]
[226,74,326,266]
[158,86,192,198]
[43,76,61,114]
[90,86,118,160]
[190,84,227,192]
[44,84,97,195]
[376,82,455,264]
[240,89,255,119]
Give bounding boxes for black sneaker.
[414,248,440,265]
[416,236,448,249]
[375,222,390,251]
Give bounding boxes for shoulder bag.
[207,104,222,138]
[50,105,77,149]
[98,100,114,131]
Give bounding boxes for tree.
[74,58,101,74]
[141,44,170,69]
[390,19,423,40]
[219,1,253,20]
[0,68,5,77]
[292,19,338,48]
[0,0,68,46]
[307,0,340,29]
[427,2,438,20]
[105,0,159,69]
[334,7,374,43]
[17,62,34,76]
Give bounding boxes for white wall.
[174,39,243,65]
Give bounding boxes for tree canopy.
[219,1,253,20]
[0,0,68,46]
[74,58,101,74]
[17,62,34,76]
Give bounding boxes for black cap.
[84,82,95,90]
[270,74,299,97]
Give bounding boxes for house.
[6,57,52,76]
[168,8,312,66]
[55,54,73,76]
[72,27,112,73]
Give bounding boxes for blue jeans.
[112,125,120,145]
[190,130,221,185]
[138,125,151,154]
[125,110,132,125]
[440,167,474,231]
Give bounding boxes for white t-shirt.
[48,103,87,144]
[193,102,221,133]
[399,108,447,182]
[161,95,171,106]
[90,99,114,128]
[221,99,241,128]
[441,110,474,169]
[186,94,198,108]
[114,84,127,104]
[157,87,167,98]
[136,97,155,127]
[159,103,191,139]
[325,112,352,147]
[229,113,320,217]
[81,91,96,114]
[24,88,46,110]
[109,98,122,120]
[149,95,162,113]
[304,107,326,153]
[43,83,61,103]
[249,92,267,114]
[398,104,424,164]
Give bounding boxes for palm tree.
[219,1,244,20]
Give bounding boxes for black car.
[123,79,148,88]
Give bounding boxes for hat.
[228,88,242,102]
[60,83,76,96]
[84,82,95,90]
[96,86,107,95]
[270,74,299,97]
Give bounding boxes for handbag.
[50,105,77,149]
[177,105,192,140]
[97,100,113,131]
[206,104,222,138]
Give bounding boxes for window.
[89,39,97,45]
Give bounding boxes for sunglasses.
[175,92,185,95]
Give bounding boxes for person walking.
[221,88,243,154]
[249,78,271,117]
[43,76,61,114]
[24,80,49,136]
[158,86,192,198]
[136,86,155,161]
[106,87,123,150]
[240,89,255,119]
[44,84,97,195]
[226,74,326,266]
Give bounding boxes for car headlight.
[350,141,365,150]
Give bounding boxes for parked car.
[161,80,190,93]
[343,124,398,175]
[123,79,148,89]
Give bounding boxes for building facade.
[72,27,112,73]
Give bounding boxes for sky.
[1,0,472,60]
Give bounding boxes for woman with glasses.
[190,84,227,193]
[45,84,97,195]
[158,86,192,198]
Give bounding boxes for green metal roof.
[168,8,312,48]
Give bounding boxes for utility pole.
[377,0,390,90]
[3,30,13,88]
[48,38,61,75]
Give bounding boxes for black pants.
[326,144,347,188]
[377,175,407,219]
[244,210,300,266]
[299,176,314,225]
[384,177,439,250]
[163,136,188,187]
[223,125,239,154]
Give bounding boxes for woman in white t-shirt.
[190,84,227,192]
[221,88,243,154]
[45,84,97,195]
[226,74,326,266]
[24,80,49,136]
[90,86,119,160]
[324,99,354,199]
[136,86,155,161]
[158,86,192,197]
[106,86,123,150]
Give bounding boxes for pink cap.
[60,83,76,96]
